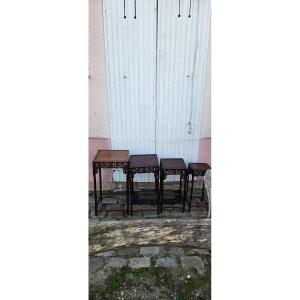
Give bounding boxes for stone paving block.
[117,198,126,205]
[143,211,158,218]
[101,198,118,205]
[95,250,114,257]
[155,257,178,268]
[96,212,107,221]
[89,215,99,225]
[118,247,139,256]
[89,257,104,271]
[140,246,160,256]
[167,247,184,255]
[132,204,155,210]
[105,204,125,210]
[185,248,210,256]
[190,211,203,218]
[106,257,127,268]
[129,257,151,269]
[181,256,205,275]
[106,210,125,219]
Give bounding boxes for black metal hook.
[124,0,126,18]
[188,0,192,17]
[178,0,181,17]
[134,0,136,19]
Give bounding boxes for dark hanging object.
[134,0,136,19]
[124,0,126,18]
[178,0,181,17]
[188,0,192,17]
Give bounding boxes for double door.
[103,0,210,181]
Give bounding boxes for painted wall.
[89,0,211,185]
[199,26,211,166]
[89,0,110,138]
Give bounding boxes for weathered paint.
[89,0,110,138]
[103,0,157,182]
[156,0,211,180]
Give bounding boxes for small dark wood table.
[188,163,211,205]
[128,154,160,215]
[92,150,130,216]
[160,158,188,212]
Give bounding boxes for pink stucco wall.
[89,138,112,185]
[199,137,211,166]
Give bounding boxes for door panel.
[103,0,157,181]
[103,0,210,182]
[156,0,210,181]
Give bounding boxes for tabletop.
[129,154,159,168]
[188,163,211,171]
[93,150,129,163]
[160,158,187,170]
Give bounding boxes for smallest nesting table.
[92,150,129,216]
[160,158,188,212]
[188,163,211,205]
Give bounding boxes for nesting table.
[188,163,211,205]
[160,158,188,212]
[128,154,160,215]
[92,150,130,216]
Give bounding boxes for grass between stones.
[89,260,211,300]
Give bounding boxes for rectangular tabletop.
[93,150,129,163]
[160,158,187,170]
[188,163,211,172]
[129,154,159,168]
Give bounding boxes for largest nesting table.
[92,150,130,216]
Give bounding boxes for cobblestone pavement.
[89,182,211,300]
[90,245,210,272]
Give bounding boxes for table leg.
[201,179,205,202]
[179,174,182,203]
[130,174,134,216]
[93,171,98,216]
[190,174,194,200]
[126,172,130,215]
[155,172,160,215]
[187,175,191,212]
[99,167,103,203]
[183,173,187,212]
[160,173,164,213]
[186,173,190,211]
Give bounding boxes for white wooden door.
[156,0,210,180]
[103,0,157,181]
[103,0,210,182]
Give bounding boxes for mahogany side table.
[160,158,188,212]
[92,150,130,216]
[188,163,211,206]
[128,154,160,215]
